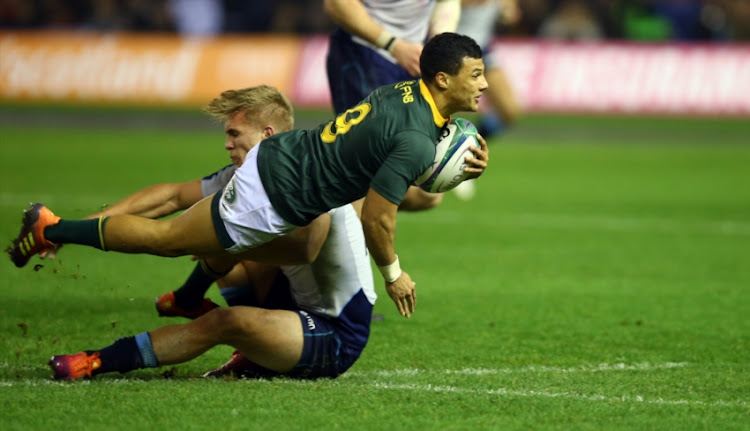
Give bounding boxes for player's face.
[446,57,487,112]
[223,110,265,167]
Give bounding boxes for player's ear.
[262,125,275,138]
[435,71,450,90]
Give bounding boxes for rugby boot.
[155,291,220,319]
[49,352,102,381]
[203,351,254,378]
[7,203,60,268]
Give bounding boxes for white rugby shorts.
[211,145,297,254]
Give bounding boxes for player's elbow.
[398,188,444,212]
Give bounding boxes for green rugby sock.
[44,218,109,250]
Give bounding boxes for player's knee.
[205,306,265,341]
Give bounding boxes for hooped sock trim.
[98,216,109,251]
[134,332,159,368]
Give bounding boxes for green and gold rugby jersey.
[257,79,449,226]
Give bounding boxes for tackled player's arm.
[361,188,417,318]
[87,179,204,220]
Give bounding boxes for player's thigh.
[161,195,225,256]
[216,262,250,288]
[221,306,304,373]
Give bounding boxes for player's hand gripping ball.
[415,118,480,193]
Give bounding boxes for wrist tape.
[378,255,402,283]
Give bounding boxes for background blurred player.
[458,0,522,139]
[451,0,522,199]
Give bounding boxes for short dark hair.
[420,33,483,84]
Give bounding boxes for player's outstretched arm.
[88,179,204,220]
[361,188,417,318]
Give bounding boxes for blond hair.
[202,85,294,132]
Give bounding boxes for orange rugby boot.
[49,352,102,381]
[6,203,60,268]
[202,351,255,379]
[155,291,220,319]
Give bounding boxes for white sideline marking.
[402,210,750,237]
[0,362,41,371]
[370,383,749,408]
[343,362,689,378]
[1,377,746,410]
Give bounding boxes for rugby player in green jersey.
[8,32,489,318]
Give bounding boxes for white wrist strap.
[378,255,402,283]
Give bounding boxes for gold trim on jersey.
[419,79,449,128]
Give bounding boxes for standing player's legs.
[484,64,521,130]
[457,0,521,137]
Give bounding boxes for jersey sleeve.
[200,165,237,197]
[370,131,436,204]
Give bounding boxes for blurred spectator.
[611,0,738,41]
[122,0,172,32]
[0,0,41,28]
[222,0,275,33]
[538,0,605,40]
[705,0,749,40]
[167,0,224,35]
[84,0,127,30]
[0,1,746,42]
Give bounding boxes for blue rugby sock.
[220,285,259,307]
[91,333,156,375]
[174,260,229,310]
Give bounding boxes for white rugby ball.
[415,118,479,193]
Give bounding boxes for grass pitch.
[0,110,748,430]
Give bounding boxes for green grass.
[1,111,749,430]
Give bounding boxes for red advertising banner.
[491,40,750,116]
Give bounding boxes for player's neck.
[422,81,452,121]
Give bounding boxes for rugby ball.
[415,118,479,193]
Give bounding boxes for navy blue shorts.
[284,290,372,379]
[223,273,371,379]
[326,28,414,114]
